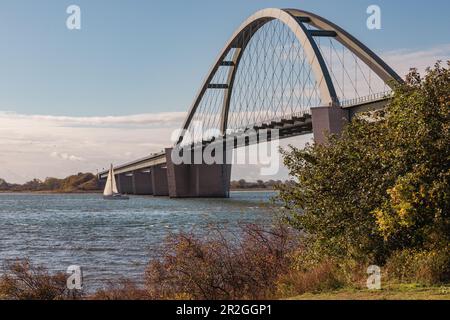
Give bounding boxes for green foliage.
[276,260,346,297]
[385,247,450,284]
[278,62,450,264]
[229,179,286,189]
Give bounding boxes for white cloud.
[381,43,450,78]
[50,151,85,162]
[0,111,185,183]
[0,111,187,127]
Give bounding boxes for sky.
[0,0,449,183]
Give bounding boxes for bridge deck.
[99,153,166,179]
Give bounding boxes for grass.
[289,283,450,300]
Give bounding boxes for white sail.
[103,169,113,196]
[103,165,119,196]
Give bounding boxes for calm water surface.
[0,191,276,291]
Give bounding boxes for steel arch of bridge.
[177,8,402,145]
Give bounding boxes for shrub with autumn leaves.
[278,62,449,280]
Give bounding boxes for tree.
[278,62,450,263]
[238,179,247,188]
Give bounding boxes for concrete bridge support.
[132,170,153,195]
[117,173,134,195]
[115,174,121,193]
[165,148,232,198]
[311,106,349,144]
[151,164,169,196]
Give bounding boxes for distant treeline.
[230,179,294,190]
[0,174,290,193]
[0,173,100,193]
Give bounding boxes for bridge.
[98,8,402,198]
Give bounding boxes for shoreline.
[0,189,277,195]
[230,188,277,192]
[0,190,103,195]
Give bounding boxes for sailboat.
[103,164,129,200]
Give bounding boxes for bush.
[90,279,149,300]
[0,259,80,300]
[276,260,345,297]
[278,62,450,264]
[385,247,450,285]
[145,224,299,300]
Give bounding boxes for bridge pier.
[151,164,169,196]
[115,174,121,193]
[132,170,153,195]
[165,148,231,198]
[311,106,349,144]
[117,173,134,195]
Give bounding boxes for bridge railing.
[338,90,393,108]
[228,110,312,134]
[178,110,314,150]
